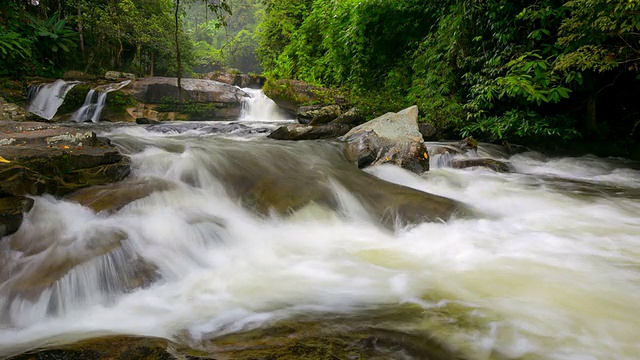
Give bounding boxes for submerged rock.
[135,117,161,125]
[65,177,176,213]
[340,105,430,174]
[0,196,34,238]
[202,140,469,226]
[452,158,512,173]
[268,123,351,140]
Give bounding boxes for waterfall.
[26,79,79,120]
[72,80,131,123]
[240,88,289,121]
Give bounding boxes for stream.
[1,90,640,359]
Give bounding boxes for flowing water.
[26,79,79,120]
[2,93,640,359]
[72,80,131,123]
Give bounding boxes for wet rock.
[7,336,174,360]
[340,105,430,173]
[296,104,342,125]
[147,122,256,135]
[419,122,438,141]
[135,117,161,125]
[0,122,130,236]
[0,196,34,237]
[452,158,511,173]
[206,141,470,226]
[331,106,364,126]
[458,136,478,152]
[65,177,176,213]
[268,123,351,140]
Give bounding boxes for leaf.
[0,156,10,163]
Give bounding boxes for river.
[1,90,639,359]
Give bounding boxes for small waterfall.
[240,88,288,121]
[26,79,79,120]
[72,80,131,123]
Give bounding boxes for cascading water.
[239,88,289,121]
[26,79,79,120]
[72,80,131,123]
[1,98,640,359]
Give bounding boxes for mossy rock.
[263,78,347,115]
[105,90,136,114]
[57,84,91,116]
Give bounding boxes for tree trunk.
[586,96,597,134]
[150,52,155,77]
[77,6,85,59]
[175,0,183,101]
[195,14,199,42]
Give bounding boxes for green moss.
[263,78,311,105]
[105,90,136,114]
[57,84,91,115]
[155,97,219,120]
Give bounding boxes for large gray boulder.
[339,105,430,173]
[126,77,248,104]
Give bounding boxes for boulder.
[297,105,342,125]
[418,122,438,141]
[0,122,130,236]
[126,77,248,104]
[268,124,351,141]
[331,107,363,126]
[201,70,235,85]
[234,73,265,88]
[63,70,96,80]
[339,105,430,173]
[263,79,346,116]
[105,71,136,81]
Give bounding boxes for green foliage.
[26,12,78,55]
[0,31,31,59]
[461,109,580,141]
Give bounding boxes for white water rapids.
[1,95,640,359]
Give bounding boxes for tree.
[174,0,231,100]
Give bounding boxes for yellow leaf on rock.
[0,156,10,163]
